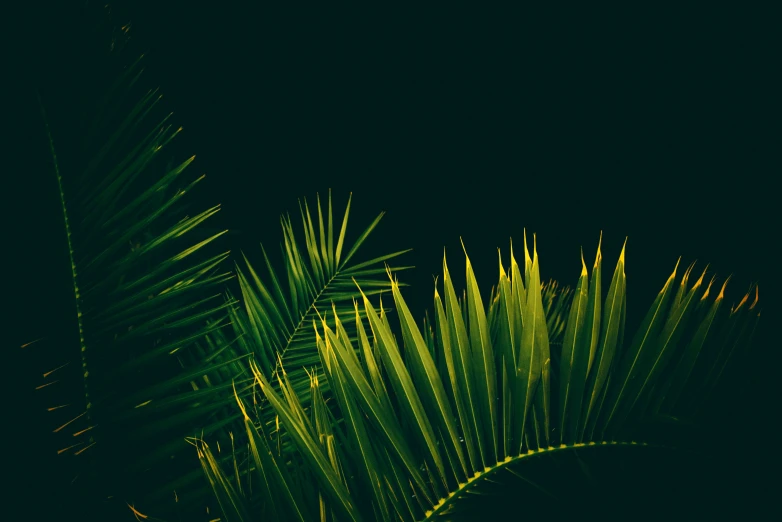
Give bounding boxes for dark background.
[10,1,773,519]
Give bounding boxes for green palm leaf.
[558,253,590,445]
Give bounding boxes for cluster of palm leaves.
[29,4,760,521]
[196,236,759,521]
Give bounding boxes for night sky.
[11,2,773,519]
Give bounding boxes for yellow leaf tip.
[701,274,718,300]
[682,261,696,284]
[593,234,603,267]
[734,291,750,312]
[717,276,731,301]
[693,265,708,290]
[750,285,759,309]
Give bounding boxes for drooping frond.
[31,8,255,518]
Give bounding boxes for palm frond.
[30,9,259,518]
[234,191,412,385]
[204,233,758,521]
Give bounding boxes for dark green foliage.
[25,4,761,521]
[199,238,759,521]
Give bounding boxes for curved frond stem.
[37,91,92,425]
[423,441,660,521]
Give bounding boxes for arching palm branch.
[199,234,759,521]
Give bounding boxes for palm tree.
[20,3,761,521]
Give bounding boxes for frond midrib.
[39,93,93,426]
[274,265,356,377]
[423,440,660,521]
